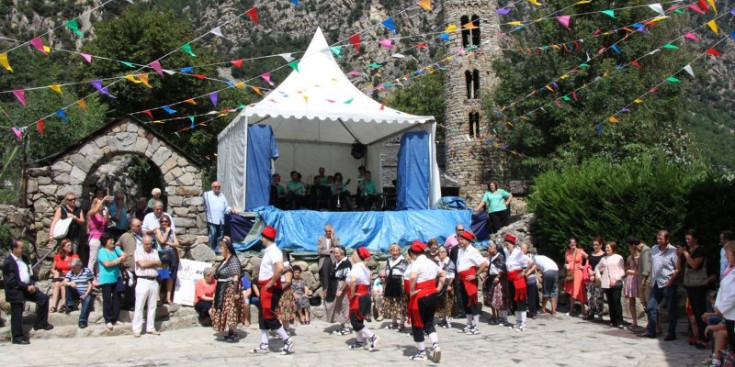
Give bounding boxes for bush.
[529,156,702,260]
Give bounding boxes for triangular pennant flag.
[731,30,735,40]
[0,53,11,72]
[90,80,116,99]
[11,126,22,141]
[418,0,431,11]
[245,8,258,24]
[634,99,644,104]
[77,99,87,111]
[687,4,705,14]
[79,53,92,64]
[648,3,665,16]
[557,15,571,29]
[597,124,603,134]
[344,98,354,104]
[631,60,643,69]
[497,8,512,15]
[445,25,457,33]
[439,33,450,41]
[210,27,223,37]
[610,44,620,54]
[289,0,300,8]
[349,34,361,52]
[330,46,342,58]
[381,17,397,35]
[65,19,84,37]
[463,22,476,29]
[48,84,63,95]
[56,109,69,123]
[180,66,194,73]
[572,91,578,100]
[287,60,300,72]
[36,119,44,135]
[234,82,245,89]
[162,105,177,114]
[30,37,48,55]
[251,86,263,96]
[142,110,153,119]
[181,43,196,57]
[12,90,26,107]
[705,48,722,56]
[683,32,699,42]
[706,0,717,13]
[369,62,382,68]
[260,72,274,86]
[526,0,541,6]
[608,116,618,123]
[593,29,601,35]
[698,0,709,13]
[391,53,405,59]
[707,20,718,35]
[120,61,135,68]
[347,71,360,77]
[667,76,681,83]
[137,73,152,88]
[230,59,243,68]
[184,98,197,105]
[209,92,218,107]
[150,60,164,77]
[379,39,394,49]
[662,44,679,49]
[279,53,295,62]
[601,10,615,18]
[683,64,695,77]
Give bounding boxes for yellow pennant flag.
[0,53,12,72]
[417,0,431,11]
[609,116,618,123]
[634,99,643,104]
[184,98,197,105]
[136,73,152,88]
[303,95,308,103]
[48,84,63,95]
[234,82,245,89]
[576,0,591,3]
[43,46,51,53]
[506,21,523,26]
[125,75,142,84]
[707,20,718,35]
[444,24,457,33]
[560,74,570,80]
[526,0,541,6]
[77,99,87,111]
[706,0,717,13]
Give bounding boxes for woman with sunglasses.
[49,192,85,253]
[155,215,179,304]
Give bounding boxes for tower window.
[469,112,481,137]
[460,15,470,48]
[471,15,481,46]
[465,69,480,99]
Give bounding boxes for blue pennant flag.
[610,44,621,54]
[289,0,300,8]
[596,124,603,134]
[381,17,397,35]
[180,67,194,73]
[162,105,177,115]
[56,109,69,123]
[439,33,450,42]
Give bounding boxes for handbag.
[52,206,74,240]
[684,263,708,287]
[565,249,577,281]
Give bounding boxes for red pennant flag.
[36,119,44,135]
[193,74,207,80]
[698,0,709,13]
[348,33,361,52]
[593,29,601,35]
[142,110,153,119]
[231,59,243,68]
[705,48,722,56]
[416,43,427,49]
[380,103,385,110]
[631,60,643,69]
[245,8,258,24]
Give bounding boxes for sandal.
[50,306,57,313]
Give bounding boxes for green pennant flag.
[384,82,392,87]
[369,62,382,68]
[238,104,246,109]
[344,98,354,104]
[330,46,342,58]
[120,61,135,68]
[562,96,572,101]
[181,43,196,57]
[580,63,590,68]
[667,76,681,83]
[65,19,84,37]
[663,44,679,50]
[189,116,195,123]
[288,60,300,72]
[674,8,684,13]
[601,10,615,18]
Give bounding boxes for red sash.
[458,267,478,307]
[403,279,411,295]
[409,280,437,328]
[348,284,370,311]
[507,269,527,301]
[258,278,282,320]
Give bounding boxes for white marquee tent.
[218,28,441,210]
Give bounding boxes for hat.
[410,240,427,253]
[356,247,371,260]
[459,230,476,241]
[262,225,277,240]
[505,234,517,244]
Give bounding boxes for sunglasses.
[67,198,77,201]
[160,220,170,223]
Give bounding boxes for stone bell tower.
[442,0,507,205]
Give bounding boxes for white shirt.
[349,262,371,286]
[716,266,735,320]
[260,244,283,281]
[403,262,413,281]
[488,253,502,275]
[142,212,175,233]
[721,247,730,279]
[506,248,529,272]
[203,191,232,225]
[532,255,559,273]
[411,255,442,282]
[134,247,160,278]
[11,253,31,284]
[457,245,488,272]
[439,257,455,279]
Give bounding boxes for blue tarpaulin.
[396,131,430,210]
[471,210,490,241]
[234,206,471,253]
[245,125,278,210]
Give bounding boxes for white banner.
[173,259,211,306]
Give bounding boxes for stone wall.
[443,0,508,206]
[25,119,206,247]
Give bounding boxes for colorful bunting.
[683,32,699,42]
[181,43,196,57]
[445,25,457,33]
[557,15,571,30]
[210,27,223,37]
[48,84,63,95]
[209,92,218,107]
[369,62,382,68]
[416,43,427,49]
[349,34,361,52]
[330,46,342,58]
[65,19,84,37]
[662,44,678,49]
[417,0,431,11]
[162,105,177,114]
[706,0,717,13]
[687,4,705,14]
[260,72,274,86]
[344,98,354,104]
[601,10,615,18]
[648,3,665,16]
[120,61,135,68]
[142,110,153,119]
[698,0,709,13]
[705,48,722,56]
[150,60,164,77]
[279,53,295,62]
[347,71,360,77]
[245,8,258,24]
[288,60,300,72]
[439,33,450,42]
[90,80,115,99]
[608,116,618,123]
[251,86,263,96]
[667,76,680,83]
[610,44,620,54]
[11,126,22,141]
[231,59,243,68]
[706,20,718,35]
[631,60,642,69]
[184,98,197,105]
[30,37,48,55]
[125,74,140,83]
[683,64,695,77]
[634,99,644,104]
[289,0,300,8]
[80,53,92,64]
[0,53,11,72]
[379,39,394,49]
[56,109,69,123]
[36,120,44,135]
[180,66,194,73]
[12,90,26,107]
[381,17,397,35]
[137,74,152,88]
[392,53,405,59]
[77,99,87,111]
[526,0,541,6]
[497,8,512,15]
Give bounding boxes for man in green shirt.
[359,171,380,210]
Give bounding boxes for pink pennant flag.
[649,87,658,94]
[379,39,394,49]
[12,89,26,107]
[687,4,705,14]
[593,29,601,35]
[683,32,699,42]
[347,71,360,77]
[260,72,274,86]
[80,53,92,64]
[11,126,22,141]
[150,60,164,77]
[29,37,47,55]
[554,99,562,108]
[572,91,578,100]
[557,15,571,30]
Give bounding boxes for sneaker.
[114,321,126,326]
[282,339,295,354]
[466,327,480,335]
[515,322,526,332]
[509,322,519,330]
[410,351,427,361]
[348,341,365,349]
[251,343,270,354]
[147,330,161,335]
[133,332,141,338]
[105,323,113,331]
[432,344,442,363]
[368,335,380,351]
[461,325,472,333]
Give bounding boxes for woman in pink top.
[595,241,626,328]
[87,197,109,277]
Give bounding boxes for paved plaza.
[0,312,705,367]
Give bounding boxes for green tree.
[384,71,446,141]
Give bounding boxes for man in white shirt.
[252,225,295,355]
[132,236,161,337]
[456,230,488,335]
[721,230,734,279]
[142,201,175,237]
[203,181,238,252]
[531,253,559,315]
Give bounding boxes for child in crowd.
[292,265,312,325]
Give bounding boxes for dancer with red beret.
[347,247,380,351]
[456,230,488,335]
[406,240,446,362]
[504,234,530,331]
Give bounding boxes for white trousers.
[133,278,160,333]
[88,238,101,276]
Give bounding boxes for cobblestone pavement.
[0,313,705,367]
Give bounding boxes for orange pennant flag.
[136,74,152,88]
[608,116,618,123]
[77,99,87,111]
[463,23,476,29]
[545,85,554,92]
[418,0,431,11]
[184,98,197,105]
[251,86,263,96]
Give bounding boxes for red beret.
[356,247,371,260]
[505,234,517,244]
[459,230,476,241]
[410,240,427,253]
[261,225,277,240]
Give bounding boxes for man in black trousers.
[3,239,54,344]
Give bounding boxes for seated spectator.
[315,167,328,185]
[358,170,380,211]
[195,267,217,324]
[271,174,287,209]
[148,188,162,209]
[50,239,80,313]
[241,272,252,327]
[372,270,385,321]
[286,171,307,209]
[330,172,352,211]
[292,265,311,325]
[309,176,330,210]
[250,277,261,310]
[133,197,151,222]
[63,258,95,328]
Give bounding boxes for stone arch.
[468,111,481,137]
[460,15,470,48]
[26,118,205,244]
[470,15,481,46]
